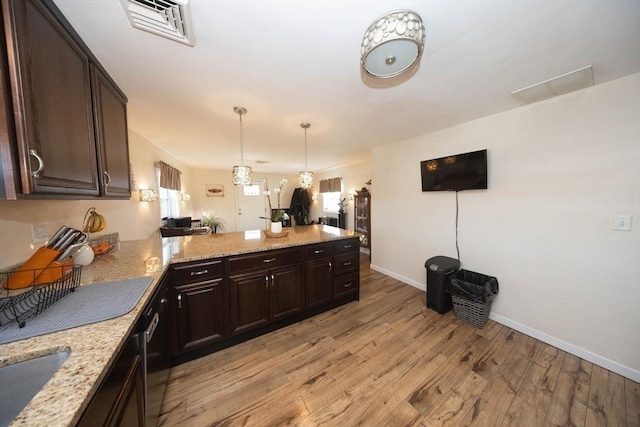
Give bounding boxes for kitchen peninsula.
[0,225,360,427]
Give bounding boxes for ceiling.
[52,0,640,175]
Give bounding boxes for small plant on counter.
[263,178,287,222]
[201,212,227,233]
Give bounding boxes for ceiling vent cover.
[511,65,594,105]
[119,0,194,46]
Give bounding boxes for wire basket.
[451,295,492,329]
[0,265,82,328]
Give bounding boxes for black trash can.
[425,256,460,314]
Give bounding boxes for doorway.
[236,181,267,231]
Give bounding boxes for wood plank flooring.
[160,254,640,426]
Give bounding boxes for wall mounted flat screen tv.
[420,149,488,191]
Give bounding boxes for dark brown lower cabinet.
[174,279,227,353]
[78,334,144,427]
[227,248,304,336]
[171,240,359,362]
[229,264,304,335]
[170,259,227,355]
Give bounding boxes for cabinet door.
[174,279,227,353]
[229,270,270,335]
[270,264,305,322]
[306,258,333,308]
[109,354,144,427]
[77,334,142,427]
[3,0,99,196]
[355,192,370,248]
[91,65,130,198]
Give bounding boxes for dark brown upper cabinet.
[0,0,130,199]
[91,65,131,197]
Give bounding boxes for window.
[243,184,261,197]
[323,191,341,213]
[157,167,180,219]
[159,187,180,219]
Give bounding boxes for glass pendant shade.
[231,106,253,186]
[232,165,253,186]
[361,10,425,78]
[298,170,314,189]
[298,122,313,189]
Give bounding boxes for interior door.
[236,181,267,231]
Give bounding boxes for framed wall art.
[205,184,224,197]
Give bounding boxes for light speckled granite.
[0,225,357,426]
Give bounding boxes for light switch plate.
[613,215,632,231]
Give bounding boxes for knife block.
[34,258,75,285]
[3,247,61,289]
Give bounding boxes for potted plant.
[201,213,227,234]
[263,178,288,233]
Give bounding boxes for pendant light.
[298,123,313,189]
[231,106,253,186]
[361,10,425,79]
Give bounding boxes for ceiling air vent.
[510,65,594,105]
[119,0,195,46]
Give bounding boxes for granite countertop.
[0,225,358,426]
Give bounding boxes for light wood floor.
[160,254,640,426]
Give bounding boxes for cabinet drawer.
[172,259,223,285]
[305,243,333,260]
[334,253,359,276]
[333,238,359,255]
[335,273,359,298]
[228,249,302,275]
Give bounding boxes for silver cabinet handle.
[104,171,112,188]
[343,261,352,266]
[190,269,208,276]
[344,282,353,288]
[29,149,44,178]
[177,293,182,309]
[263,258,276,263]
[314,249,324,254]
[329,261,332,271]
[343,244,352,249]
[145,313,159,343]
[271,273,275,287]
[265,274,269,288]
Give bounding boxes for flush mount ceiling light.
[361,9,425,79]
[231,106,253,186]
[298,123,314,189]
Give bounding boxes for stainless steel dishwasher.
[140,275,171,427]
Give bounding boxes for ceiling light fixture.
[298,123,313,189]
[361,10,425,79]
[231,106,253,186]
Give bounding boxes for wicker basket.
[452,295,492,329]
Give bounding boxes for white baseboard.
[370,264,425,291]
[489,313,640,383]
[368,263,640,382]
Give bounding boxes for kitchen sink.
[0,351,70,427]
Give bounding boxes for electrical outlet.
[613,215,632,231]
[31,223,49,244]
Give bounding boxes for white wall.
[371,73,640,380]
[308,161,372,230]
[189,169,299,232]
[0,130,191,269]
